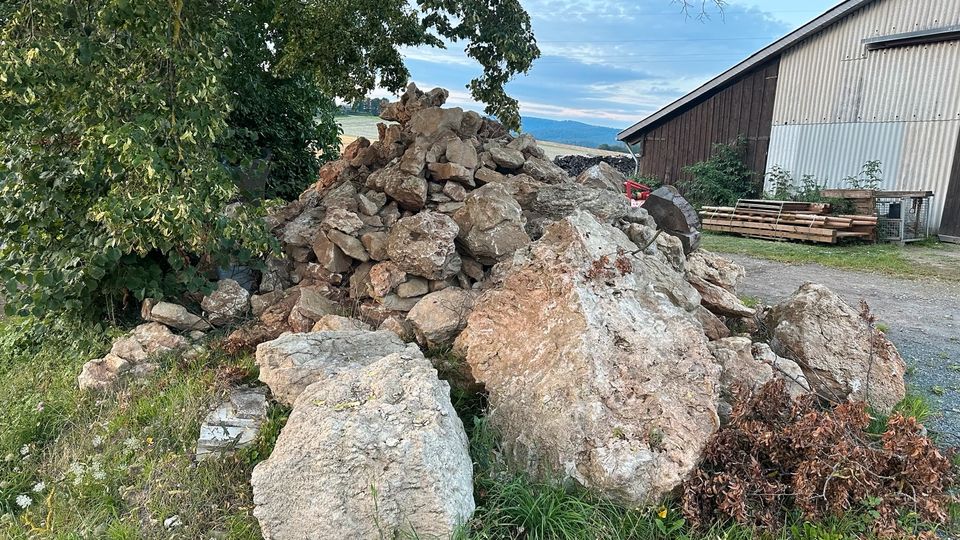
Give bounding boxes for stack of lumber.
[700,199,878,243]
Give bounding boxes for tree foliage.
[0,0,539,317]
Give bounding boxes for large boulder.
[576,162,627,192]
[254,330,416,405]
[766,283,906,412]
[453,183,530,264]
[407,288,477,348]
[455,211,720,505]
[200,279,250,327]
[251,352,474,540]
[530,183,627,225]
[386,212,462,280]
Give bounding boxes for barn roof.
[617,0,875,144]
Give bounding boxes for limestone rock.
[311,315,373,332]
[454,211,720,505]
[360,232,389,261]
[379,315,415,342]
[489,147,525,169]
[322,208,364,235]
[251,291,284,317]
[196,387,268,461]
[287,287,338,333]
[223,290,301,353]
[327,230,369,262]
[407,288,477,348]
[766,283,906,413]
[396,277,430,299]
[453,183,530,264]
[475,167,506,185]
[694,306,730,341]
[386,212,462,280]
[521,156,569,184]
[530,183,627,225]
[687,275,755,319]
[142,300,211,331]
[312,231,353,273]
[255,330,415,405]
[686,250,745,294]
[576,162,627,192]
[251,352,474,540]
[201,279,250,327]
[369,262,407,298]
[428,162,474,185]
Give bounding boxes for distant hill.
[520,117,624,150]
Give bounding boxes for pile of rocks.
[223,83,650,354]
[74,85,909,538]
[554,154,636,178]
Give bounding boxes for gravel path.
[727,254,960,439]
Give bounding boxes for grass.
[0,317,286,538]
[1,317,954,539]
[700,232,957,281]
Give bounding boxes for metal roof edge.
[617,0,875,143]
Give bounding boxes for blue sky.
[388,0,839,129]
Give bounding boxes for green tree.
[0,0,540,317]
[681,136,758,207]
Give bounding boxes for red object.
[624,180,652,201]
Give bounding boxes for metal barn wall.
[766,0,960,230]
[637,59,780,186]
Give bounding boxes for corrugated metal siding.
[768,0,960,231]
[766,120,959,229]
[637,59,780,186]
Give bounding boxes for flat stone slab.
[196,386,268,461]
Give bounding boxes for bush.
[681,136,758,207]
[765,166,858,215]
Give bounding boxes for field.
[335,114,631,160]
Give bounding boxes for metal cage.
[874,191,934,244]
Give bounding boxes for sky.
[388,0,840,130]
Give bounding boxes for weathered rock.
[752,342,811,398]
[360,231,388,261]
[489,147,525,169]
[386,212,462,280]
[251,352,474,540]
[255,329,418,406]
[223,290,301,353]
[655,231,687,274]
[686,250,745,294]
[322,208,364,236]
[251,291,284,317]
[687,275,755,319]
[196,387,268,461]
[79,322,189,392]
[280,207,324,249]
[576,162,627,192]
[455,211,720,505]
[521,157,569,184]
[311,314,372,332]
[694,306,730,341]
[130,322,191,355]
[428,162,474,185]
[409,107,464,141]
[327,230,369,262]
[378,315,415,342]
[368,262,407,298]
[407,288,477,348]
[396,277,430,298]
[384,171,428,211]
[445,138,479,169]
[766,283,906,412]
[78,354,137,392]
[287,287,339,333]
[443,181,468,202]
[312,231,353,273]
[379,293,421,312]
[142,300,211,331]
[380,82,449,124]
[530,183,627,225]
[474,167,506,185]
[453,183,530,264]
[201,279,250,327]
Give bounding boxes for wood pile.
[700,199,877,243]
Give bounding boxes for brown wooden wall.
[941,127,960,238]
[636,58,781,187]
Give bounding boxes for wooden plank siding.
[940,125,960,238]
[637,58,781,187]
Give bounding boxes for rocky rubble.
[78,322,194,392]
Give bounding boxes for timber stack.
[700,199,877,243]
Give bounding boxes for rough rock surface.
[407,288,477,348]
[255,330,417,405]
[453,183,530,264]
[686,250,745,294]
[79,323,190,392]
[575,162,627,192]
[387,212,462,280]
[455,211,720,505]
[142,300,211,331]
[200,279,250,326]
[311,314,372,332]
[251,352,474,540]
[766,283,906,412]
[196,387,268,461]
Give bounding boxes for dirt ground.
[727,253,960,440]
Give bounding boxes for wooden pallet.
[700,198,877,244]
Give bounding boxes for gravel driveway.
[726,254,960,439]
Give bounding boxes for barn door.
[940,128,960,241]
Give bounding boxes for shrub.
[683,379,954,537]
[681,136,758,207]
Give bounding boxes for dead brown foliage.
[683,379,955,537]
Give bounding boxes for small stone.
[369,262,408,298]
[442,182,467,202]
[322,208,364,235]
[201,279,250,327]
[396,277,430,299]
[360,232,389,261]
[327,230,370,262]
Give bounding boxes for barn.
[617,0,960,241]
